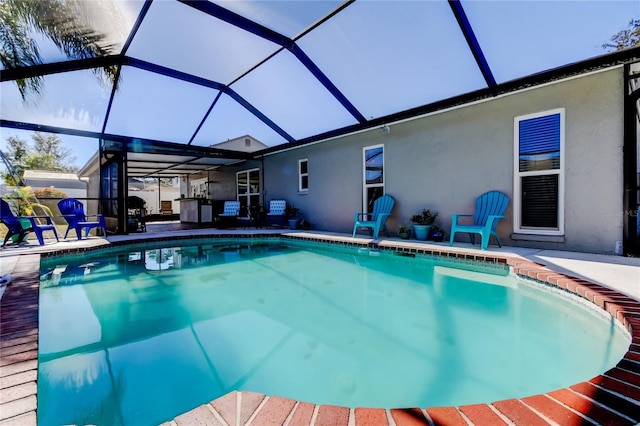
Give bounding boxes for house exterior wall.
[262,68,624,254]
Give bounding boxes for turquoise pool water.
[37,239,629,425]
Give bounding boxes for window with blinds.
[514,109,564,235]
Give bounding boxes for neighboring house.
[211,135,268,153]
[22,170,87,201]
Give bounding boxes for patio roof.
[1,0,640,177]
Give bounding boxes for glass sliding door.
[237,168,260,218]
[100,139,126,234]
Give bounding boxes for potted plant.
[398,224,411,239]
[429,223,446,242]
[410,208,438,241]
[285,204,301,229]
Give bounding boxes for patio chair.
[449,190,509,250]
[352,194,395,239]
[1,199,59,246]
[57,198,107,240]
[266,199,286,227]
[160,200,173,215]
[217,200,240,229]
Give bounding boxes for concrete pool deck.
[0,228,639,425]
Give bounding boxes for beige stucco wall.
[262,67,624,254]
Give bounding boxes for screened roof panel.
[105,66,219,143]
[231,50,359,140]
[297,0,487,119]
[0,69,110,131]
[463,0,640,83]
[129,161,190,170]
[1,0,639,176]
[192,94,288,147]
[127,1,281,84]
[127,153,234,177]
[212,0,344,39]
[127,153,197,164]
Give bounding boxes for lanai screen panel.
[191,94,289,147]
[1,0,639,163]
[231,50,359,140]
[105,66,219,144]
[0,69,110,131]
[127,1,281,84]
[463,0,640,83]
[297,0,487,120]
[212,0,344,38]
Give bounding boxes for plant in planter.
[398,224,411,239]
[285,204,302,229]
[410,208,438,241]
[429,223,446,242]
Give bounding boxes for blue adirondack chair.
[57,198,107,240]
[449,191,509,250]
[1,199,59,246]
[352,194,395,239]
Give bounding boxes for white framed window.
[236,168,260,218]
[513,108,565,235]
[362,144,384,213]
[298,159,308,192]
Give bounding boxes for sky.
[1,0,639,171]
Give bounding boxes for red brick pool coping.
[1,235,639,425]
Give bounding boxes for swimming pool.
[36,238,630,425]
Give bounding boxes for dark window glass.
[521,175,559,228]
[366,187,384,214]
